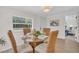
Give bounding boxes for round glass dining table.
[22,34,48,53]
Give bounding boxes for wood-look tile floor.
[3,38,78,53]
[55,39,79,53]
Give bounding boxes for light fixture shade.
[42,6,52,13]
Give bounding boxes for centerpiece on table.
[32,29,42,40]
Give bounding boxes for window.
[13,16,32,29]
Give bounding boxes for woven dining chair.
[8,30,18,53]
[35,30,58,53]
[8,30,32,53]
[23,28,31,35]
[43,28,50,36]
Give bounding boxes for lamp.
[42,6,52,13]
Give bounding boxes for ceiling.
[9,6,79,17]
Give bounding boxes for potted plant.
[0,37,6,46]
[32,29,42,39]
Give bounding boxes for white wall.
[47,15,65,39]
[76,13,79,42]
[39,17,47,28]
[0,7,46,51]
[65,15,77,28]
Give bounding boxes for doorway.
[65,15,78,41]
